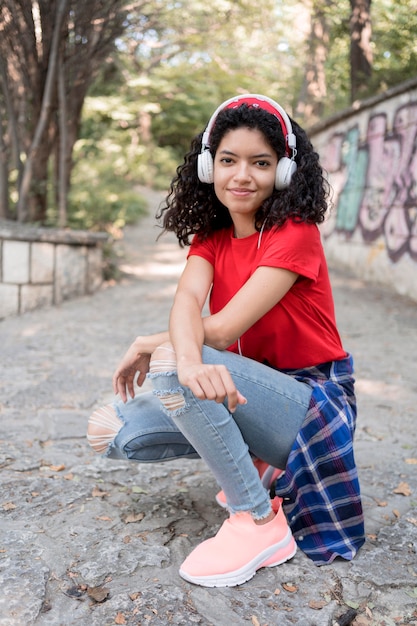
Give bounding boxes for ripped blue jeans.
[107,346,312,519]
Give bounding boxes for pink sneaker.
[179,499,296,587]
[215,459,284,509]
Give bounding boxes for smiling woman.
[87,94,364,588]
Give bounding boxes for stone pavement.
[0,187,416,626]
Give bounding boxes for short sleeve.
[187,231,220,266]
[258,222,322,281]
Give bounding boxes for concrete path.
[1,188,416,626]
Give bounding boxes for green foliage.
[371,0,417,90]
[66,163,146,232]
[48,113,148,232]
[322,1,352,115]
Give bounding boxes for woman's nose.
[233,161,251,181]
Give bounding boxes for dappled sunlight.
[355,377,405,400]
[119,260,186,278]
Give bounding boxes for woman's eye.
[220,157,233,164]
[256,160,270,167]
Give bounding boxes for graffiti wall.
[310,80,417,302]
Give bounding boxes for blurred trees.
[0,0,130,222]
[1,0,416,227]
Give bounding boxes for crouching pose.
[87,94,365,587]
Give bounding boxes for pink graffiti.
[319,133,346,238]
[358,114,399,236]
[325,100,417,261]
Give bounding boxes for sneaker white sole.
[179,527,297,588]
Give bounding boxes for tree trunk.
[0,56,23,209]
[296,0,330,125]
[57,49,68,227]
[350,0,373,102]
[0,104,9,219]
[16,0,69,222]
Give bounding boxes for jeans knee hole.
[158,390,186,412]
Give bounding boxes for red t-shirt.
[188,221,346,370]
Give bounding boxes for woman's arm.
[170,256,297,411]
[170,256,247,412]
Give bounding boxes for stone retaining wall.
[310,77,417,303]
[0,220,109,319]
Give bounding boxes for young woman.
[87,94,365,587]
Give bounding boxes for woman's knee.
[87,404,123,454]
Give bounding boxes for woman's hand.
[177,361,247,413]
[112,332,170,401]
[112,340,151,402]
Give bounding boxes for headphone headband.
[201,94,296,158]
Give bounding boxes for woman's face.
[213,127,277,231]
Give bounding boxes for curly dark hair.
[157,103,331,246]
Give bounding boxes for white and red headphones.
[197,94,297,190]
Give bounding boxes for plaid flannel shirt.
[275,354,365,565]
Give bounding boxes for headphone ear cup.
[275,157,297,190]
[197,151,214,184]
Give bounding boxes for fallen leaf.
[405,458,417,465]
[131,486,147,494]
[115,612,126,624]
[393,509,401,518]
[92,487,109,498]
[282,582,298,593]
[31,492,40,497]
[87,585,110,603]
[124,512,145,524]
[251,617,260,626]
[393,481,412,496]
[2,502,16,511]
[375,499,387,507]
[405,588,417,598]
[96,515,112,522]
[345,600,360,609]
[129,592,141,600]
[64,473,74,480]
[49,464,65,472]
[309,599,328,610]
[406,517,417,526]
[273,588,281,595]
